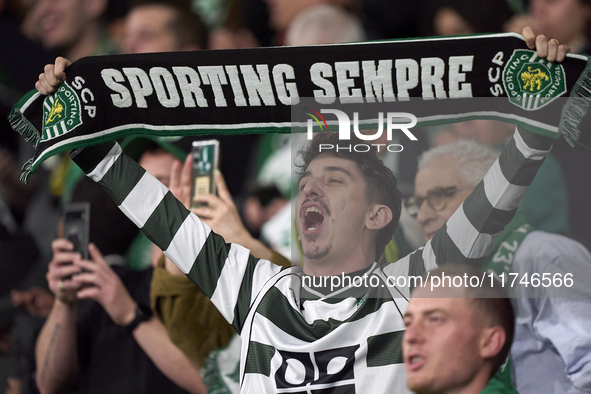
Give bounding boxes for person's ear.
[366,204,393,231]
[479,326,506,360]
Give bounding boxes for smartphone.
[190,140,220,209]
[63,202,90,259]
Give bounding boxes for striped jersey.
[71,127,552,393]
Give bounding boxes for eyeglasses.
[404,186,460,219]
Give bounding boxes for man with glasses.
[404,138,591,394]
[404,140,495,241]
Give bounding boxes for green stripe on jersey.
[499,138,545,186]
[430,225,467,265]
[99,154,146,206]
[256,286,392,343]
[463,183,517,234]
[367,330,405,367]
[430,224,487,267]
[188,231,231,298]
[244,341,276,376]
[231,255,261,333]
[142,191,190,250]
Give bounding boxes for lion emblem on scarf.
[520,67,550,92]
[45,99,64,125]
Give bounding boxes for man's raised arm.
[69,141,281,332]
[35,239,83,394]
[385,28,569,279]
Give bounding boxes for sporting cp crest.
[42,82,83,141]
[502,49,567,111]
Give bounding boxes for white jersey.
[71,127,552,393]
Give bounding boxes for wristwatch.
[125,304,153,333]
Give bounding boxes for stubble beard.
[303,237,332,261]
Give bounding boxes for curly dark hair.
[297,132,402,261]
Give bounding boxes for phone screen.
[190,140,220,209]
[63,202,90,259]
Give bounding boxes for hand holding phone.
[190,140,220,209]
[63,202,90,259]
[47,238,83,303]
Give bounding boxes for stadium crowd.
[1,0,590,393]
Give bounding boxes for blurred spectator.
[530,0,591,52]
[0,4,51,391]
[263,0,356,44]
[70,241,206,394]
[403,264,515,394]
[506,0,591,54]
[0,0,53,224]
[122,0,208,54]
[24,0,117,243]
[208,26,260,50]
[102,0,131,50]
[405,139,591,393]
[432,119,514,148]
[423,0,515,36]
[34,175,192,394]
[284,4,365,45]
[431,120,570,236]
[264,0,352,33]
[27,0,116,61]
[208,0,261,50]
[238,0,273,47]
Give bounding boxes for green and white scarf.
[9,33,591,182]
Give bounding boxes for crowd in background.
[1,0,591,393]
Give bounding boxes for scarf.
[9,33,591,182]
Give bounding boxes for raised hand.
[168,154,251,244]
[72,243,137,326]
[47,238,83,305]
[192,172,251,245]
[35,57,71,95]
[522,26,570,62]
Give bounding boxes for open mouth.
[303,206,325,233]
[406,354,426,371]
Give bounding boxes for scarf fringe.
[8,108,40,149]
[19,158,34,184]
[560,58,591,147]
